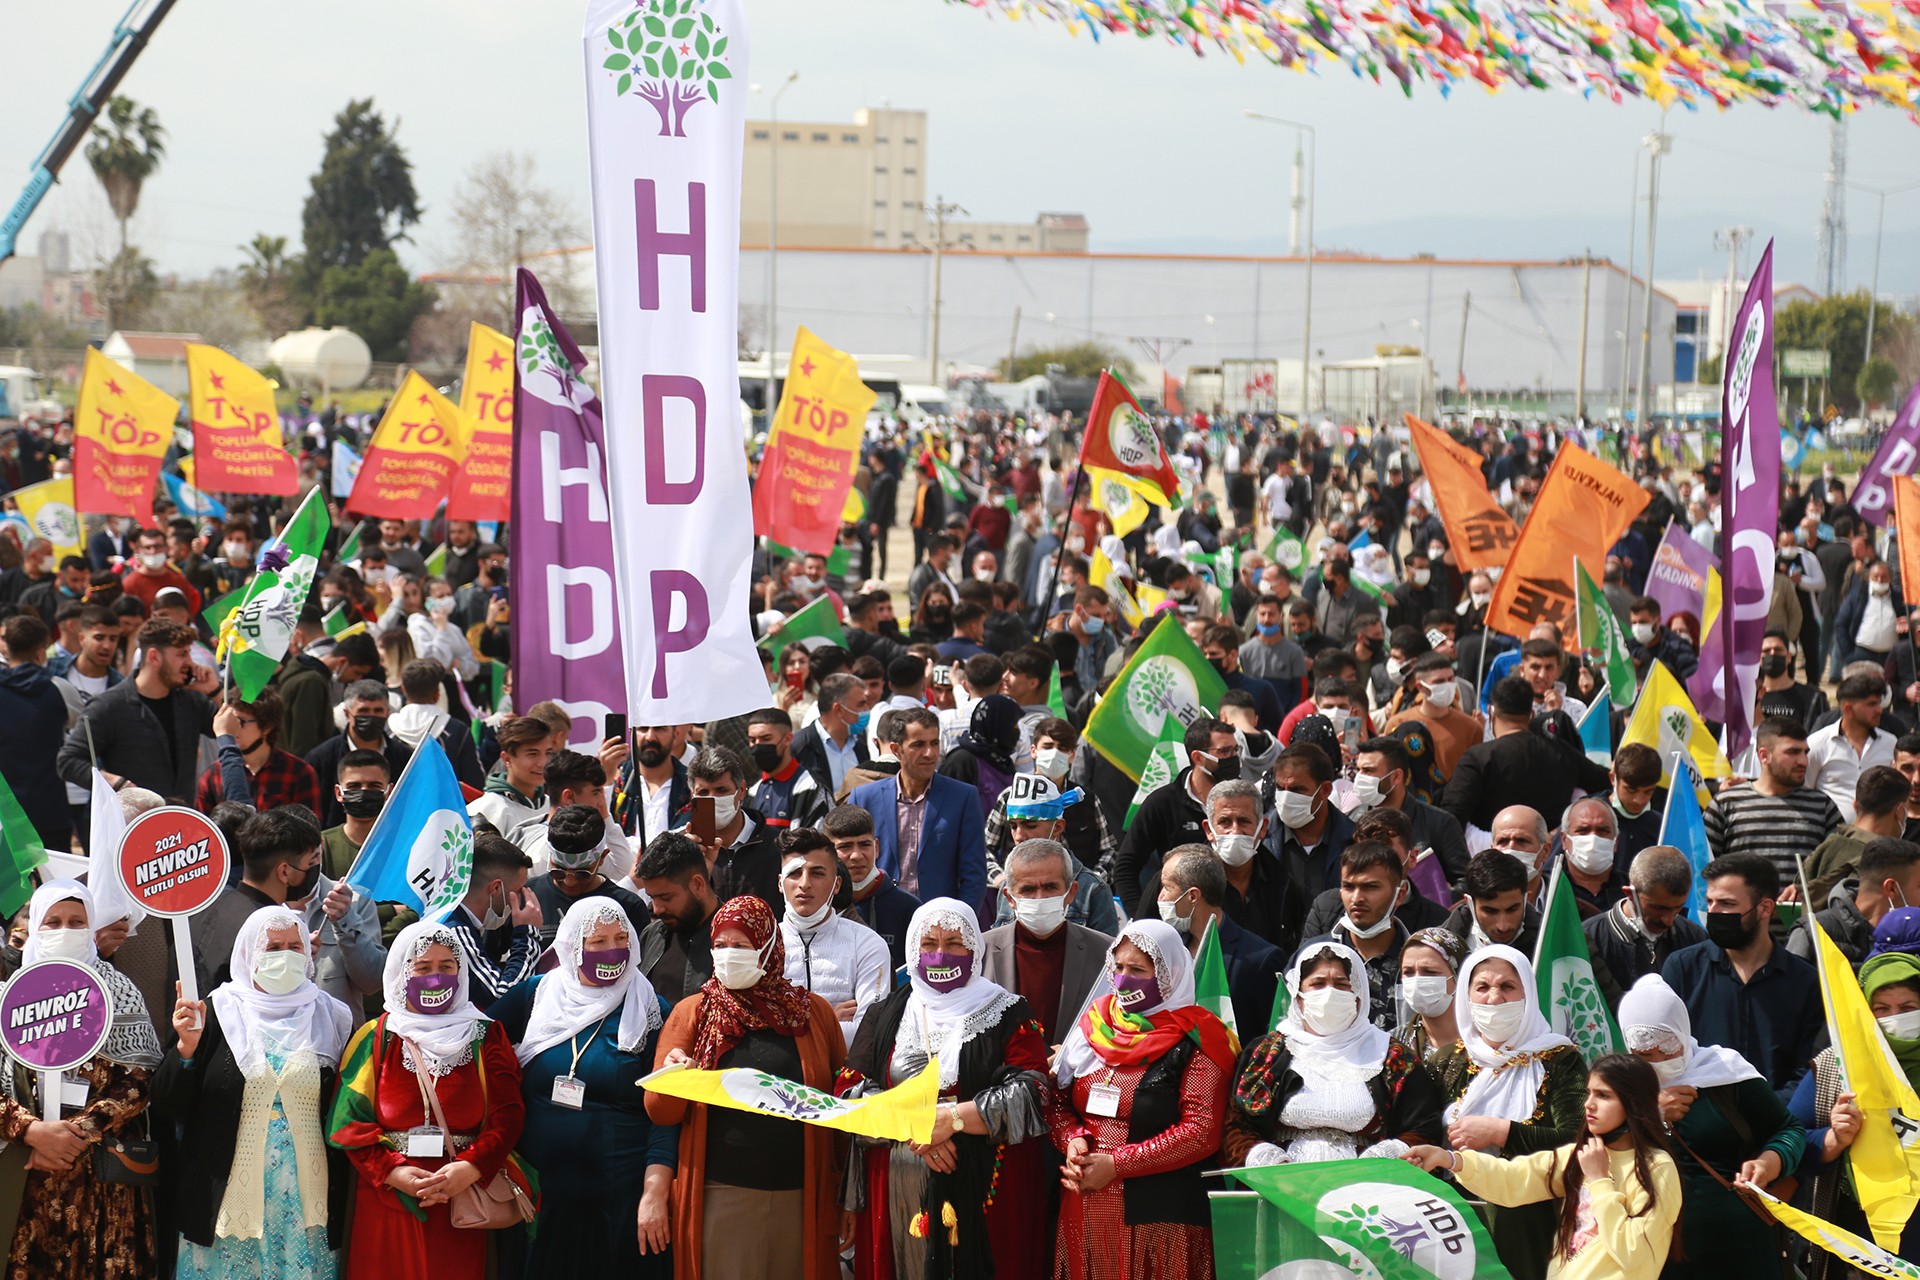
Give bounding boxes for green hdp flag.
[423,543,448,577]
[337,525,361,564]
[1268,979,1291,1032]
[225,486,329,700]
[200,583,250,637]
[1534,862,1622,1063]
[322,603,358,639]
[934,457,970,506]
[1213,1158,1512,1280]
[1264,525,1310,577]
[755,594,847,654]
[1194,916,1239,1042]
[0,772,47,918]
[1047,661,1067,719]
[1123,713,1187,827]
[1576,559,1638,709]
[1086,618,1227,782]
[763,537,853,578]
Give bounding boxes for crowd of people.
[0,403,1910,1280]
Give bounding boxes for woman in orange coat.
[646,894,845,1280]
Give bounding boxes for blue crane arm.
[0,0,178,263]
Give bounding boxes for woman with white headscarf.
[0,879,163,1278]
[1224,939,1443,1169]
[491,898,676,1274]
[1434,944,1587,1280]
[1619,973,1804,1280]
[840,897,1052,1280]
[326,920,528,1280]
[159,903,356,1277]
[1048,920,1236,1280]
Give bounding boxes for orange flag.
[73,349,178,524]
[1895,475,1920,609]
[187,343,298,495]
[448,323,513,522]
[1486,444,1649,638]
[1403,414,1518,572]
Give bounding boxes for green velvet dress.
[1660,1078,1805,1280]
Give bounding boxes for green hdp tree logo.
[604,0,732,137]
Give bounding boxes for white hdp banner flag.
[583,0,765,722]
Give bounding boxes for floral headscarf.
[690,895,811,1068]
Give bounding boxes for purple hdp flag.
[509,268,627,746]
[1644,520,1714,625]
[1697,242,1781,761]
[1851,383,1920,527]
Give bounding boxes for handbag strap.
[1670,1126,1774,1225]
[401,1037,456,1138]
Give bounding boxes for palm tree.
[85,96,167,255]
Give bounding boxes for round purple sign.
[0,959,112,1073]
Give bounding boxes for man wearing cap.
[529,804,651,945]
[986,771,1119,935]
[776,828,892,1045]
[979,837,1112,1046]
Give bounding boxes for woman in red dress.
[1048,919,1236,1280]
[328,920,528,1279]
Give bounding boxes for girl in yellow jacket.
[1405,1054,1681,1280]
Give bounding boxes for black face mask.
[1596,1121,1632,1144]
[1208,657,1230,678]
[285,860,322,902]
[1761,653,1789,679]
[1205,753,1242,783]
[1705,908,1758,951]
[350,715,386,742]
[750,743,784,775]
[340,788,385,819]
[924,607,952,627]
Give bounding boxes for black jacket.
[0,662,72,844]
[1442,898,1541,958]
[791,722,867,800]
[152,1007,347,1250]
[1440,727,1609,833]
[1112,766,1210,917]
[1300,883,1450,941]
[704,809,783,914]
[1785,878,1875,969]
[1583,900,1707,1009]
[305,732,414,829]
[57,676,214,803]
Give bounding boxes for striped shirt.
[1703,782,1843,887]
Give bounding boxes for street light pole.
[753,71,798,424]
[1245,110,1315,419]
[1860,181,1920,370]
[1635,127,1671,433]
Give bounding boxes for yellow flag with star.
[449,323,513,521]
[74,349,178,523]
[187,343,296,495]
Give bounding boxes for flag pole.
[337,735,429,887]
[1656,751,1684,845]
[1036,396,1096,641]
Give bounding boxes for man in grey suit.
[979,838,1113,1047]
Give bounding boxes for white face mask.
[1343,900,1399,940]
[1469,998,1529,1044]
[850,865,881,894]
[223,540,249,562]
[1872,581,1893,597]
[1010,893,1068,937]
[254,949,308,995]
[1496,845,1541,881]
[1470,591,1492,609]
[1299,986,1360,1036]
[1423,679,1457,709]
[709,793,739,828]
[1033,746,1069,780]
[36,927,91,962]
[1879,1010,1920,1042]
[1277,790,1321,830]
[711,946,766,990]
[139,552,167,571]
[1630,622,1657,645]
[1213,832,1259,867]
[1384,657,1405,684]
[1402,975,1454,1018]
[784,896,835,931]
[1350,772,1393,807]
[1158,892,1194,934]
[1566,833,1616,877]
[1410,568,1431,587]
[1428,545,1447,561]
[1649,1054,1689,1085]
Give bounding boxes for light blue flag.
[1658,753,1712,923]
[162,471,228,521]
[476,521,500,544]
[341,738,473,921]
[1578,685,1612,765]
[1781,429,1807,473]
[331,440,362,499]
[1346,528,1372,552]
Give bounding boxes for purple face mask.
[1112,972,1160,1013]
[580,946,630,987]
[405,972,460,1014]
[916,951,970,993]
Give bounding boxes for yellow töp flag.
[1808,920,1920,1248]
[186,343,296,495]
[450,323,513,522]
[638,1055,938,1145]
[1618,660,1731,790]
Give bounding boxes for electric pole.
[921,194,966,387]
[1817,118,1848,298]
[1712,225,1753,371]
[1575,253,1593,422]
[1635,128,1672,433]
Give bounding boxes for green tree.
[238,234,306,335]
[300,100,422,279]
[95,246,160,327]
[603,0,733,137]
[1002,341,1136,383]
[1858,356,1900,408]
[84,96,165,257]
[310,249,435,361]
[1776,292,1875,413]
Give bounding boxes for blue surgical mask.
[851,710,871,735]
[1083,616,1105,635]
[1256,622,1283,638]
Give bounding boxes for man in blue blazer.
[849,705,988,913]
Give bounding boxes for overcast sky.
[7,0,1919,297]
